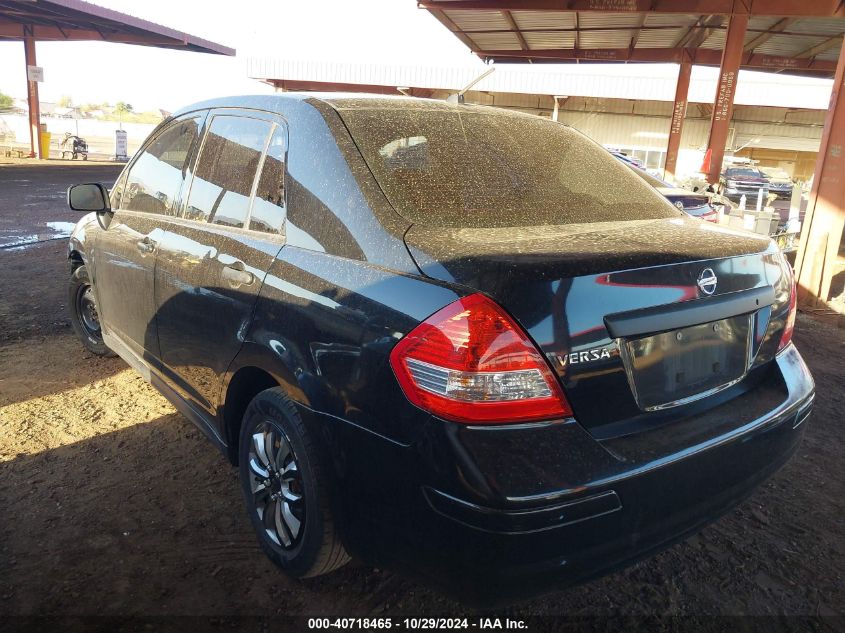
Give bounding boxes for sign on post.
[113,129,129,162]
[26,66,44,82]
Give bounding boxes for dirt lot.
[1,164,844,627]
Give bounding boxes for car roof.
[169,92,548,121]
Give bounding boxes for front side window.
[120,118,200,215]
[184,115,272,228]
[250,124,287,234]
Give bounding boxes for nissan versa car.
[65,95,814,604]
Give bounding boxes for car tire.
[238,387,350,578]
[69,264,115,357]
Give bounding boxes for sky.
[0,1,831,113]
[0,0,486,110]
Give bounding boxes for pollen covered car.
[65,95,814,604]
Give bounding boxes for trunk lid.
[405,217,790,436]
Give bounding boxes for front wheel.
[238,388,349,578]
[68,264,115,357]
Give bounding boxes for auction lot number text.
[308,618,528,630]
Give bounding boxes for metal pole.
[664,59,691,182]
[23,33,43,159]
[704,14,748,185]
[794,36,845,308]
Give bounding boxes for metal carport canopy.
[419,0,844,77]
[0,0,235,158]
[421,0,845,325]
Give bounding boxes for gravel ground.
[0,165,843,630]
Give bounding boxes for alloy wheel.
[248,421,305,549]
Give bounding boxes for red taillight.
[778,270,797,351]
[389,293,572,424]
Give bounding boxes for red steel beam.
[23,32,42,159]
[418,1,845,17]
[794,36,845,307]
[501,10,528,50]
[705,14,749,184]
[473,46,838,73]
[664,60,692,181]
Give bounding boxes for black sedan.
[65,95,813,604]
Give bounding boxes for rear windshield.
[337,104,679,228]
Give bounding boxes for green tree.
[57,95,73,108]
[115,102,134,114]
[0,91,13,110]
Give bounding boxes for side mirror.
[67,183,111,213]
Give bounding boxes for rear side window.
[250,124,287,234]
[184,115,272,228]
[337,105,679,228]
[120,118,200,216]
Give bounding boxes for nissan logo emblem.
[697,268,718,296]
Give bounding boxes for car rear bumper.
[423,391,810,603]
[309,344,814,604]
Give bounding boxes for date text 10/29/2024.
[308,618,528,630]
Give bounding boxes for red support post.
[664,59,691,181]
[794,36,845,308]
[24,33,43,159]
[704,14,748,184]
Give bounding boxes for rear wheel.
[238,388,349,578]
[68,264,114,357]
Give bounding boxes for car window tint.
[250,124,287,234]
[337,104,679,228]
[184,115,272,227]
[120,118,199,216]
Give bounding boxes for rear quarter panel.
[233,245,461,446]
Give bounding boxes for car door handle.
[221,263,254,287]
[136,236,156,254]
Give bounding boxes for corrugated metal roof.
[578,12,643,29]
[524,32,576,50]
[791,17,845,36]
[579,29,633,48]
[512,11,576,30]
[423,5,845,77]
